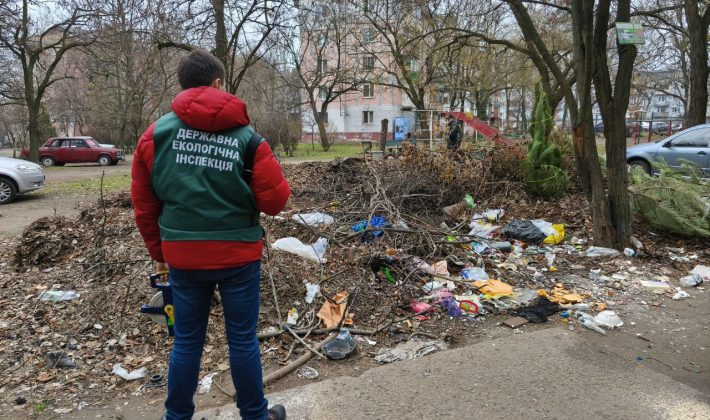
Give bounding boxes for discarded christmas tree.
[524,83,566,198]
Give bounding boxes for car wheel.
[0,177,18,204]
[629,159,651,175]
[98,155,111,166]
[40,156,55,167]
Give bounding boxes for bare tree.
[156,0,288,94]
[280,1,361,151]
[0,0,97,161]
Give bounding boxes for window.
[363,0,374,13]
[72,139,88,148]
[361,28,375,43]
[319,111,328,123]
[318,87,328,100]
[657,95,666,102]
[314,4,329,18]
[363,83,374,98]
[49,139,62,147]
[363,110,374,124]
[672,107,678,113]
[317,59,327,73]
[404,57,417,71]
[363,56,375,71]
[670,128,710,147]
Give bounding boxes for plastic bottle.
[679,274,704,287]
[575,311,606,335]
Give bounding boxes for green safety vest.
[151,112,263,242]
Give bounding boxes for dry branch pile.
[0,146,707,415]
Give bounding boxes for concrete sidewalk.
[196,328,709,420]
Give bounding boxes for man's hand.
[155,261,169,282]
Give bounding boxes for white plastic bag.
[593,310,624,329]
[531,219,558,237]
[584,246,620,258]
[461,267,489,281]
[305,283,322,304]
[272,237,328,263]
[291,212,334,227]
[112,364,147,381]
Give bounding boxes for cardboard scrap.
[317,291,353,328]
[472,279,514,298]
[503,317,529,329]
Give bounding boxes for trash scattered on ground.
[679,274,704,288]
[510,297,561,323]
[593,310,624,329]
[472,279,514,298]
[623,248,636,257]
[672,289,690,300]
[197,372,218,394]
[689,265,710,282]
[503,317,529,329]
[317,291,352,328]
[296,367,319,379]
[305,282,322,303]
[575,312,607,335]
[322,329,357,360]
[287,308,299,325]
[47,351,77,369]
[538,284,585,304]
[461,267,488,281]
[584,246,620,257]
[292,212,335,227]
[112,364,148,381]
[352,216,387,241]
[272,237,328,263]
[502,220,548,244]
[374,340,448,364]
[639,280,671,289]
[38,290,80,302]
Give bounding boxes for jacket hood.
[171,86,250,132]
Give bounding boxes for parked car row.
[594,121,687,137]
[626,124,710,175]
[21,136,124,167]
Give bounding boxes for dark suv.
[23,137,124,167]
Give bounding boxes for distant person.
[131,49,290,420]
[447,115,462,150]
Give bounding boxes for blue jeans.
[165,261,268,420]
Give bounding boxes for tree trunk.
[316,118,330,151]
[685,4,709,126]
[379,118,388,152]
[27,103,41,162]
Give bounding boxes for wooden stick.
[263,333,336,386]
[284,324,327,359]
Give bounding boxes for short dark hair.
[177,49,225,90]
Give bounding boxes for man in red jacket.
[132,49,290,420]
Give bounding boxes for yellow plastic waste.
[538,283,586,304]
[472,279,514,298]
[543,224,565,245]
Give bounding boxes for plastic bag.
[584,246,620,258]
[272,237,328,263]
[322,329,357,360]
[305,283,322,304]
[112,364,147,381]
[593,310,624,329]
[461,267,489,281]
[292,212,334,226]
[470,209,505,225]
[468,221,500,238]
[542,224,565,245]
[502,220,547,244]
[38,290,79,302]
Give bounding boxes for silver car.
[626,124,710,175]
[0,156,45,204]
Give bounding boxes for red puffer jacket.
[131,86,290,270]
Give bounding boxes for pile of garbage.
[0,154,708,415]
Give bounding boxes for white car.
[0,156,45,204]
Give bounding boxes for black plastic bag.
[502,220,547,244]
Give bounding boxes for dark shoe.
[268,404,286,420]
